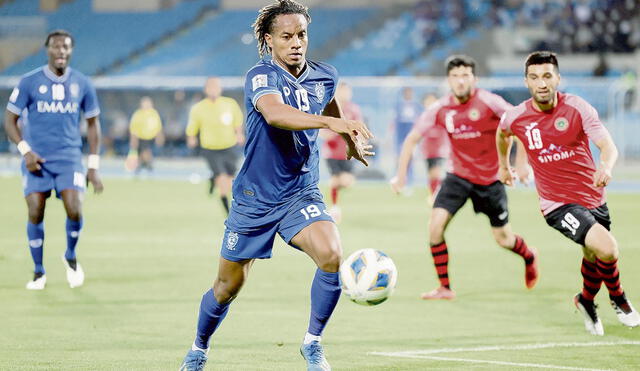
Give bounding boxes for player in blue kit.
[180,1,373,370]
[4,30,103,290]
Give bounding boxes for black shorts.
[544,203,611,246]
[326,159,353,176]
[425,157,445,170]
[139,139,154,152]
[433,173,509,227]
[202,147,239,178]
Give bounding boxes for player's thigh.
[60,189,83,219]
[470,181,509,227]
[279,192,338,269]
[291,221,342,272]
[339,170,355,188]
[544,204,599,246]
[433,173,472,217]
[25,192,48,223]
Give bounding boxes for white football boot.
[26,273,46,290]
[611,295,640,328]
[62,255,85,288]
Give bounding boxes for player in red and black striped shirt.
[498,51,640,335]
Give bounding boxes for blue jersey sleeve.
[81,78,100,118]
[245,65,282,109]
[6,77,32,116]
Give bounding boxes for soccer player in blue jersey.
[4,30,103,290]
[180,1,373,370]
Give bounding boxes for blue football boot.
[300,341,331,371]
[179,349,208,371]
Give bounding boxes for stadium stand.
[1,0,216,75]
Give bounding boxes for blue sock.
[65,218,83,261]
[27,222,45,274]
[195,288,231,350]
[308,269,341,336]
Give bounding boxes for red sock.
[429,178,441,195]
[510,235,534,264]
[330,187,338,205]
[581,258,602,301]
[430,241,450,289]
[596,258,624,299]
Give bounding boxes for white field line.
[379,354,612,371]
[370,340,640,370]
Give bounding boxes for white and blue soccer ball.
[340,248,398,306]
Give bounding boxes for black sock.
[208,177,215,195]
[221,196,229,214]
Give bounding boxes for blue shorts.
[21,159,85,198]
[221,189,334,261]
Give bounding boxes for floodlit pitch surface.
[1,176,638,370]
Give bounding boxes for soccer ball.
[340,248,398,306]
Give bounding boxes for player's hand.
[328,118,373,144]
[390,175,405,194]
[593,165,612,188]
[186,136,198,149]
[87,169,104,194]
[345,135,374,166]
[24,151,45,172]
[514,163,531,186]
[498,165,514,186]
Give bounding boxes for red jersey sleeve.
[412,100,441,137]
[477,89,513,118]
[564,95,609,143]
[499,102,527,135]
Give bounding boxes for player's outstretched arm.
[4,110,45,172]
[86,116,104,194]
[496,129,514,186]
[592,133,618,188]
[390,129,421,194]
[256,94,372,141]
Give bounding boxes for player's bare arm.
[257,94,372,138]
[86,116,104,193]
[391,129,422,193]
[496,129,514,186]
[592,133,618,188]
[513,138,530,185]
[322,96,373,166]
[4,110,45,172]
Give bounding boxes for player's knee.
[66,208,82,221]
[213,278,243,304]
[494,234,514,249]
[28,210,44,224]
[318,246,342,272]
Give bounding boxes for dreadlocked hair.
[252,0,311,58]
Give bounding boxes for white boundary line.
[370,340,640,370]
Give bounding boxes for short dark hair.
[45,29,74,47]
[525,51,559,75]
[445,54,476,75]
[252,0,311,58]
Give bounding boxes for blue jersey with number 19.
[6,66,100,162]
[232,59,338,208]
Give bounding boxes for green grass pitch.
[1,176,639,370]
